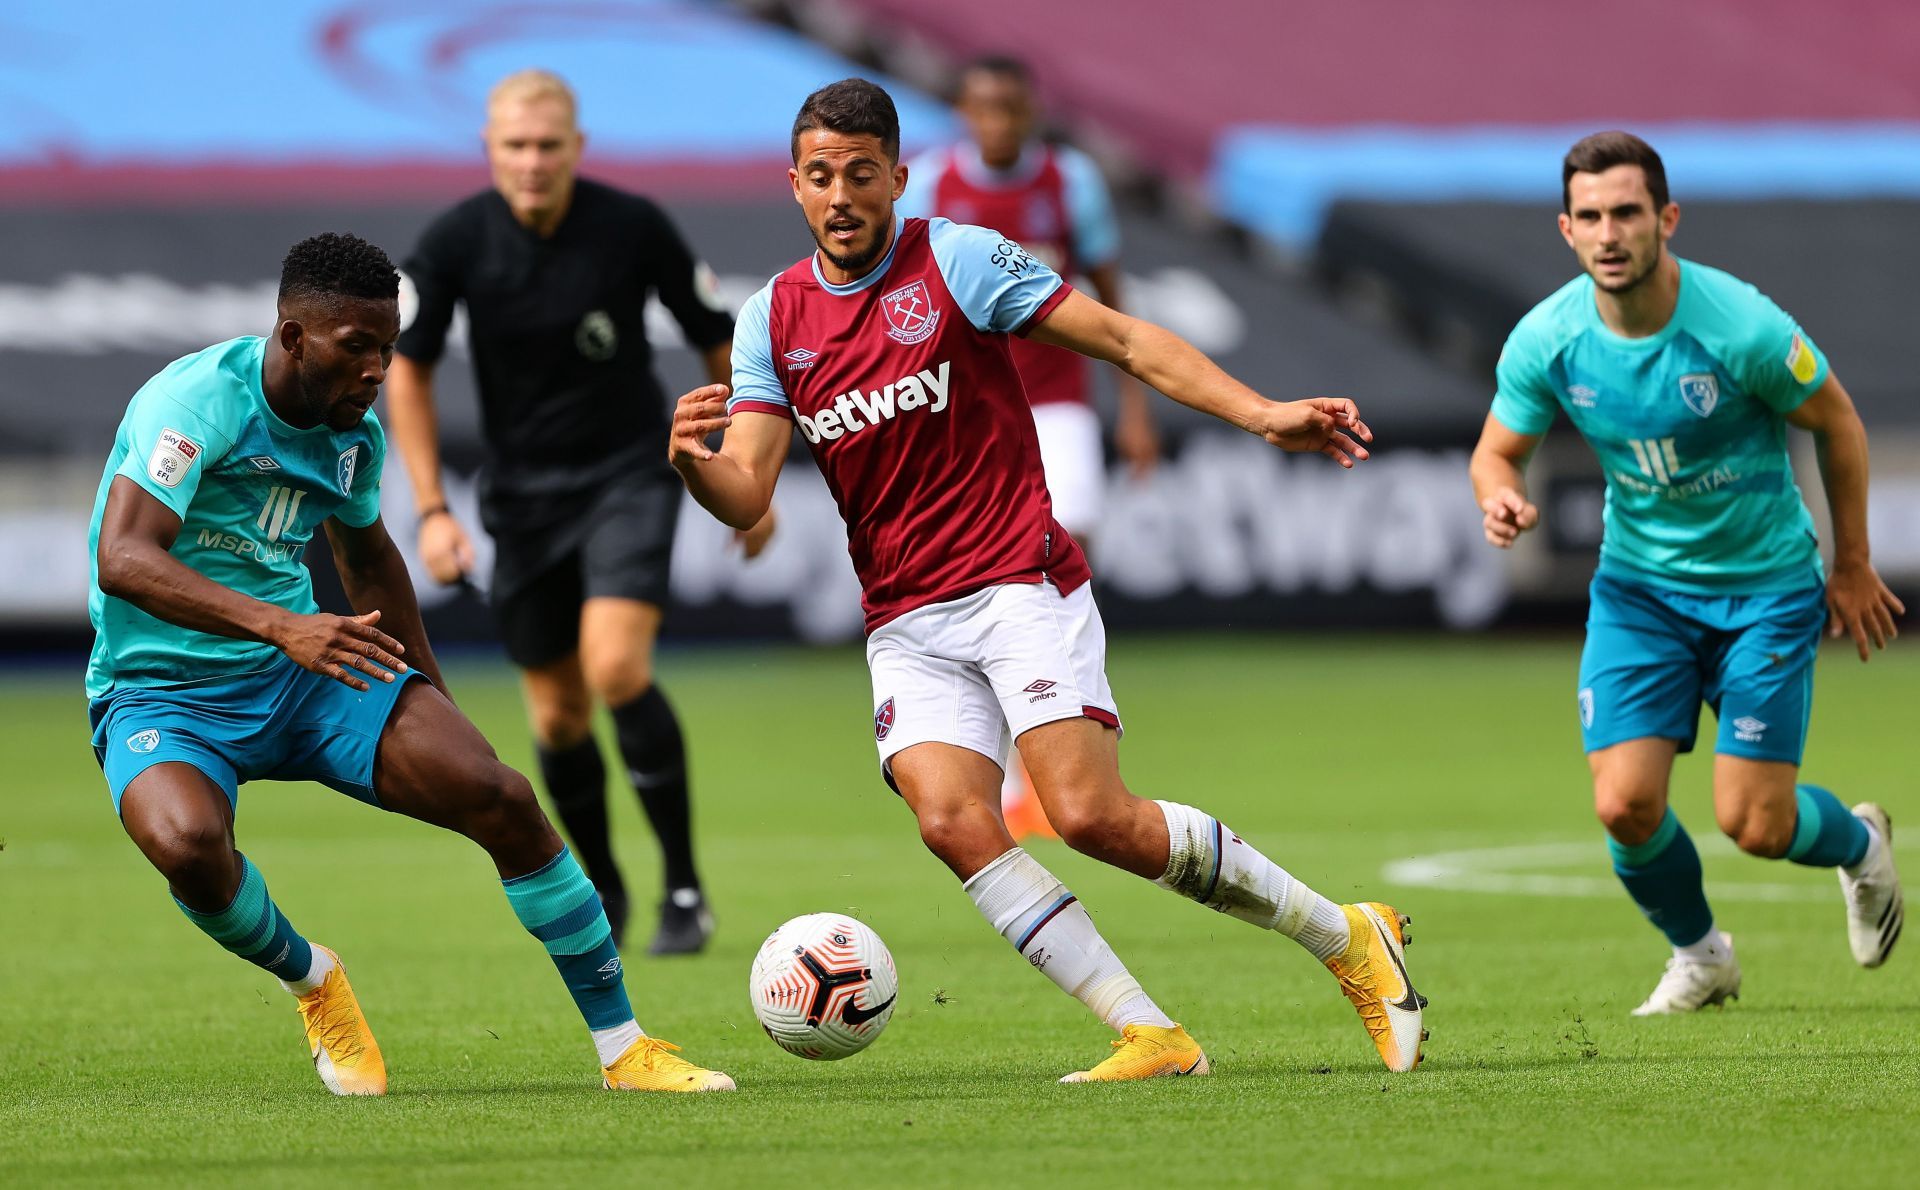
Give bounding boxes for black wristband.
[417,503,450,522]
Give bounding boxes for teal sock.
[174,854,314,982]
[1786,784,1871,868]
[501,848,634,1031]
[1608,810,1716,947]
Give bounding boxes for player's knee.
[583,654,651,708]
[139,815,237,899]
[1594,788,1664,846]
[914,803,998,871]
[528,698,593,750]
[1048,795,1127,859]
[461,765,546,845]
[1719,805,1793,858]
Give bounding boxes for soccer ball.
[749,913,898,1060]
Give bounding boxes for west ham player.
[388,71,752,955]
[1472,132,1905,1013]
[88,233,732,1093]
[899,54,1158,842]
[669,80,1426,1080]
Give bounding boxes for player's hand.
[1825,560,1904,662]
[670,384,732,466]
[1113,398,1161,478]
[1480,487,1539,547]
[1251,398,1372,467]
[272,609,408,692]
[417,508,475,586]
[735,507,776,559]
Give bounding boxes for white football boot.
[1839,803,1903,968]
[1631,935,1741,1016]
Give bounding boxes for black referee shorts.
[486,468,683,669]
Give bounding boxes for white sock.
[1674,929,1734,965]
[964,848,1174,1031]
[592,1019,646,1066]
[279,945,336,996]
[1155,801,1350,961]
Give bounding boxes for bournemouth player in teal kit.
[1471,133,1905,1014]
[87,233,731,1093]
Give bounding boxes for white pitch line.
[1382,839,1837,903]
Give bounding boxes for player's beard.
[1591,238,1663,295]
[810,216,891,276]
[295,354,364,431]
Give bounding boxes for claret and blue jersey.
[1492,256,1829,595]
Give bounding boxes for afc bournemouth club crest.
[874,697,895,742]
[880,279,940,345]
[1678,373,1719,418]
[337,447,359,496]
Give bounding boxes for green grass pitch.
[3,633,1917,1186]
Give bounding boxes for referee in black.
[386,70,762,955]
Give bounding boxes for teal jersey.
[1491,257,1828,594]
[86,337,386,698]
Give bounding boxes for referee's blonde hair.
[488,69,578,125]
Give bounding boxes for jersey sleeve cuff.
[727,398,794,421]
[1014,280,1073,338]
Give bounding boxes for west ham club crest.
[880,279,940,345]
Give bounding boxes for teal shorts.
[89,653,421,812]
[1577,572,1823,764]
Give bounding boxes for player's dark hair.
[277,232,400,307]
[791,78,901,163]
[1562,131,1669,212]
[963,54,1031,85]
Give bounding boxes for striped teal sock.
[501,848,634,1032]
[174,854,314,983]
[1786,784,1871,868]
[1608,810,1716,948]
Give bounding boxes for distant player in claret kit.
[87,233,732,1094]
[1471,132,1905,1014]
[899,54,1159,842]
[670,79,1426,1081]
[387,70,758,955]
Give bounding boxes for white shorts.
[1031,401,1104,538]
[866,580,1120,783]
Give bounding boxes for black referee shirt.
[396,178,734,505]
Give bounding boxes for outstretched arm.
[1787,373,1904,659]
[668,387,791,530]
[95,477,408,691]
[1027,289,1371,466]
[1084,263,1159,476]
[1469,413,1544,548]
[326,515,446,691]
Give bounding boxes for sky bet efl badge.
[881,279,939,345]
[146,428,201,488]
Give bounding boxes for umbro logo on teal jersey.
[248,456,280,471]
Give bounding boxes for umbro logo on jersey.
[795,361,951,446]
[784,347,819,371]
[880,278,941,345]
[1568,384,1599,409]
[1733,716,1767,742]
[247,456,280,471]
[1024,679,1059,703]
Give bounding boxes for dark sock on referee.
[536,736,624,901]
[611,685,700,893]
